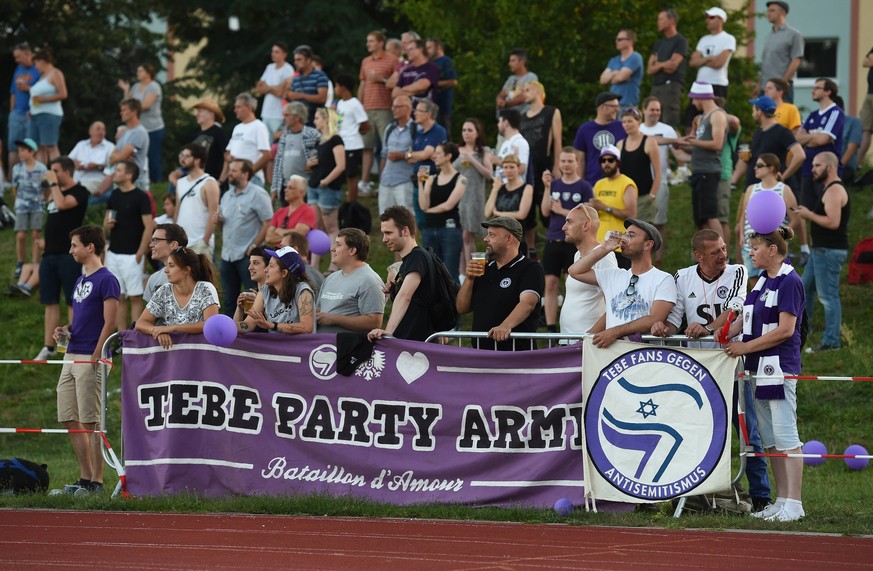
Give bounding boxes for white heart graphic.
[397,351,429,384]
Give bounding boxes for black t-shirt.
[520,106,556,175]
[390,246,433,341]
[107,187,151,254]
[192,124,230,179]
[309,135,346,190]
[44,183,89,255]
[747,124,800,186]
[651,34,688,85]
[471,253,544,350]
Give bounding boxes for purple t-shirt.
[743,269,804,375]
[801,104,844,177]
[546,179,593,240]
[398,62,440,101]
[573,120,626,186]
[69,267,121,354]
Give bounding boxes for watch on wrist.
[606,206,613,214]
[406,151,412,160]
[272,321,278,331]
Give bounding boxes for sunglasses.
[625,275,639,297]
[600,157,617,164]
[754,163,768,169]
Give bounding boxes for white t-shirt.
[495,132,530,180]
[594,266,676,329]
[227,119,271,181]
[68,138,115,192]
[694,31,736,86]
[560,249,618,337]
[260,62,295,120]
[336,97,368,151]
[639,121,677,192]
[668,264,747,331]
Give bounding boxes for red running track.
[1,510,872,570]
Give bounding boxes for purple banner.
[120,331,587,507]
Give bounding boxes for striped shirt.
[359,51,398,110]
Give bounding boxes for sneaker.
[804,344,840,354]
[34,346,58,360]
[49,483,85,495]
[749,503,781,519]
[14,262,23,280]
[767,506,805,522]
[74,482,104,497]
[357,180,373,196]
[8,283,31,297]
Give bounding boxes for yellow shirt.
[774,103,802,132]
[593,174,638,242]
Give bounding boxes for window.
[798,38,838,78]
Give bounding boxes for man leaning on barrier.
[456,216,544,350]
[651,229,772,513]
[568,218,675,348]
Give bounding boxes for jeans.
[422,226,463,284]
[734,377,771,500]
[220,257,255,317]
[148,128,165,183]
[802,247,847,347]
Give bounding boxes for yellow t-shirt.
[774,103,802,132]
[593,174,638,242]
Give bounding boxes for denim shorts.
[7,111,29,144]
[307,186,342,211]
[28,113,63,146]
[754,378,801,451]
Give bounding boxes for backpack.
[338,200,372,234]
[384,120,418,147]
[423,248,460,332]
[849,237,873,285]
[0,458,50,495]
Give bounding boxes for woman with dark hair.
[736,152,804,288]
[237,246,315,335]
[135,247,220,349]
[28,49,68,164]
[420,142,466,283]
[724,226,806,522]
[454,118,492,276]
[233,247,271,321]
[119,64,164,183]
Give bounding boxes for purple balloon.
[802,440,827,466]
[553,498,574,516]
[307,229,331,255]
[844,444,869,471]
[203,314,237,347]
[746,189,787,234]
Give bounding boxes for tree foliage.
[392,0,755,140]
[163,0,406,105]
[0,0,167,151]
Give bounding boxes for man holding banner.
[568,217,675,347]
[652,229,772,513]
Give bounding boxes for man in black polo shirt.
[457,216,544,350]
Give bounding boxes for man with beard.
[795,78,844,209]
[589,145,637,269]
[456,216,544,350]
[174,143,220,257]
[568,217,675,348]
[573,92,626,187]
[794,152,849,352]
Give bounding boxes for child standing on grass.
[12,137,47,280]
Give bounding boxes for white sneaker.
[768,506,805,522]
[749,503,781,519]
[34,346,58,360]
[357,181,374,196]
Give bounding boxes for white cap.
[705,7,728,22]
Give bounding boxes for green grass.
[2,179,873,534]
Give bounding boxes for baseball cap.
[689,81,715,100]
[14,138,38,152]
[482,216,523,242]
[766,1,789,13]
[595,92,621,107]
[264,246,305,276]
[748,95,777,115]
[600,144,621,160]
[705,7,728,22]
[624,218,663,252]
